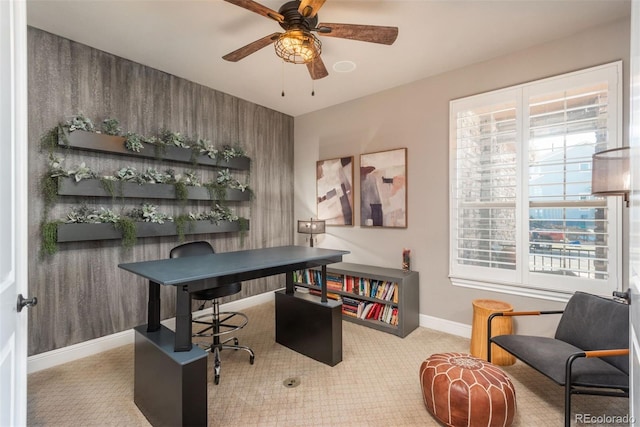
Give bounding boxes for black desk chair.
[170,241,255,385]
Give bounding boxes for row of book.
[345,276,398,303]
[293,269,344,291]
[342,297,399,326]
[294,269,399,303]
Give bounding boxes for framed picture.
[316,156,354,226]
[360,148,407,228]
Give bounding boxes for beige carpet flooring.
[28,301,629,426]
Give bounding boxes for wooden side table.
[470,299,516,366]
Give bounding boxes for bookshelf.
[293,262,419,338]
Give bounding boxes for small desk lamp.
[592,146,630,207]
[297,218,326,247]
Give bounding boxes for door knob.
[17,294,37,312]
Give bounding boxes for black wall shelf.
[57,220,249,243]
[58,130,250,170]
[57,177,251,201]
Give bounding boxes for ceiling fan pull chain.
[281,60,286,97]
[311,80,315,96]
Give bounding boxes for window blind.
[450,62,622,296]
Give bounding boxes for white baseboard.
[27,329,135,374]
[28,290,471,373]
[27,290,276,374]
[419,314,472,339]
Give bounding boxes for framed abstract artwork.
[360,148,407,228]
[316,156,354,226]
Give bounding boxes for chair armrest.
[487,310,564,341]
[584,349,629,358]
[487,310,564,363]
[501,310,565,317]
[566,348,629,387]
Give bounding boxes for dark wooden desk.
[119,245,348,426]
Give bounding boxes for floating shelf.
[58,130,250,170]
[56,220,249,243]
[57,177,251,201]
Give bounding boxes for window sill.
[450,276,573,303]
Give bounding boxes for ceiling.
[27,0,631,117]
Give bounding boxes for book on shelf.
[360,303,373,319]
[342,303,359,317]
[345,276,354,293]
[342,309,358,318]
[342,296,361,306]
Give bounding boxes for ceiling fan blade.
[316,23,398,45]
[223,0,284,23]
[307,56,329,80]
[222,32,281,62]
[298,0,326,18]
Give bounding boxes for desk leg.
[321,265,327,303]
[174,285,192,352]
[286,270,294,294]
[147,281,161,332]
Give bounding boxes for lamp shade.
[591,146,630,197]
[297,218,326,235]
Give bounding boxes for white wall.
[294,18,631,336]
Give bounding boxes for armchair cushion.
[491,335,628,389]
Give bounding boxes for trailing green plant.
[40,220,61,256]
[204,182,227,207]
[40,125,63,152]
[115,217,137,249]
[101,118,122,136]
[174,214,195,242]
[41,175,59,218]
[174,181,188,203]
[100,177,122,199]
[238,216,249,247]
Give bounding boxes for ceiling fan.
[222,0,399,80]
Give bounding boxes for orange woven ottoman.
[419,352,516,427]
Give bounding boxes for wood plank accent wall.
[27,27,294,355]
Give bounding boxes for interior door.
[0,0,29,425]
[630,0,640,421]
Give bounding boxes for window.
[449,62,622,298]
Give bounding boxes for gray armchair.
[487,291,629,427]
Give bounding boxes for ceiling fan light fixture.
[274,29,321,64]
